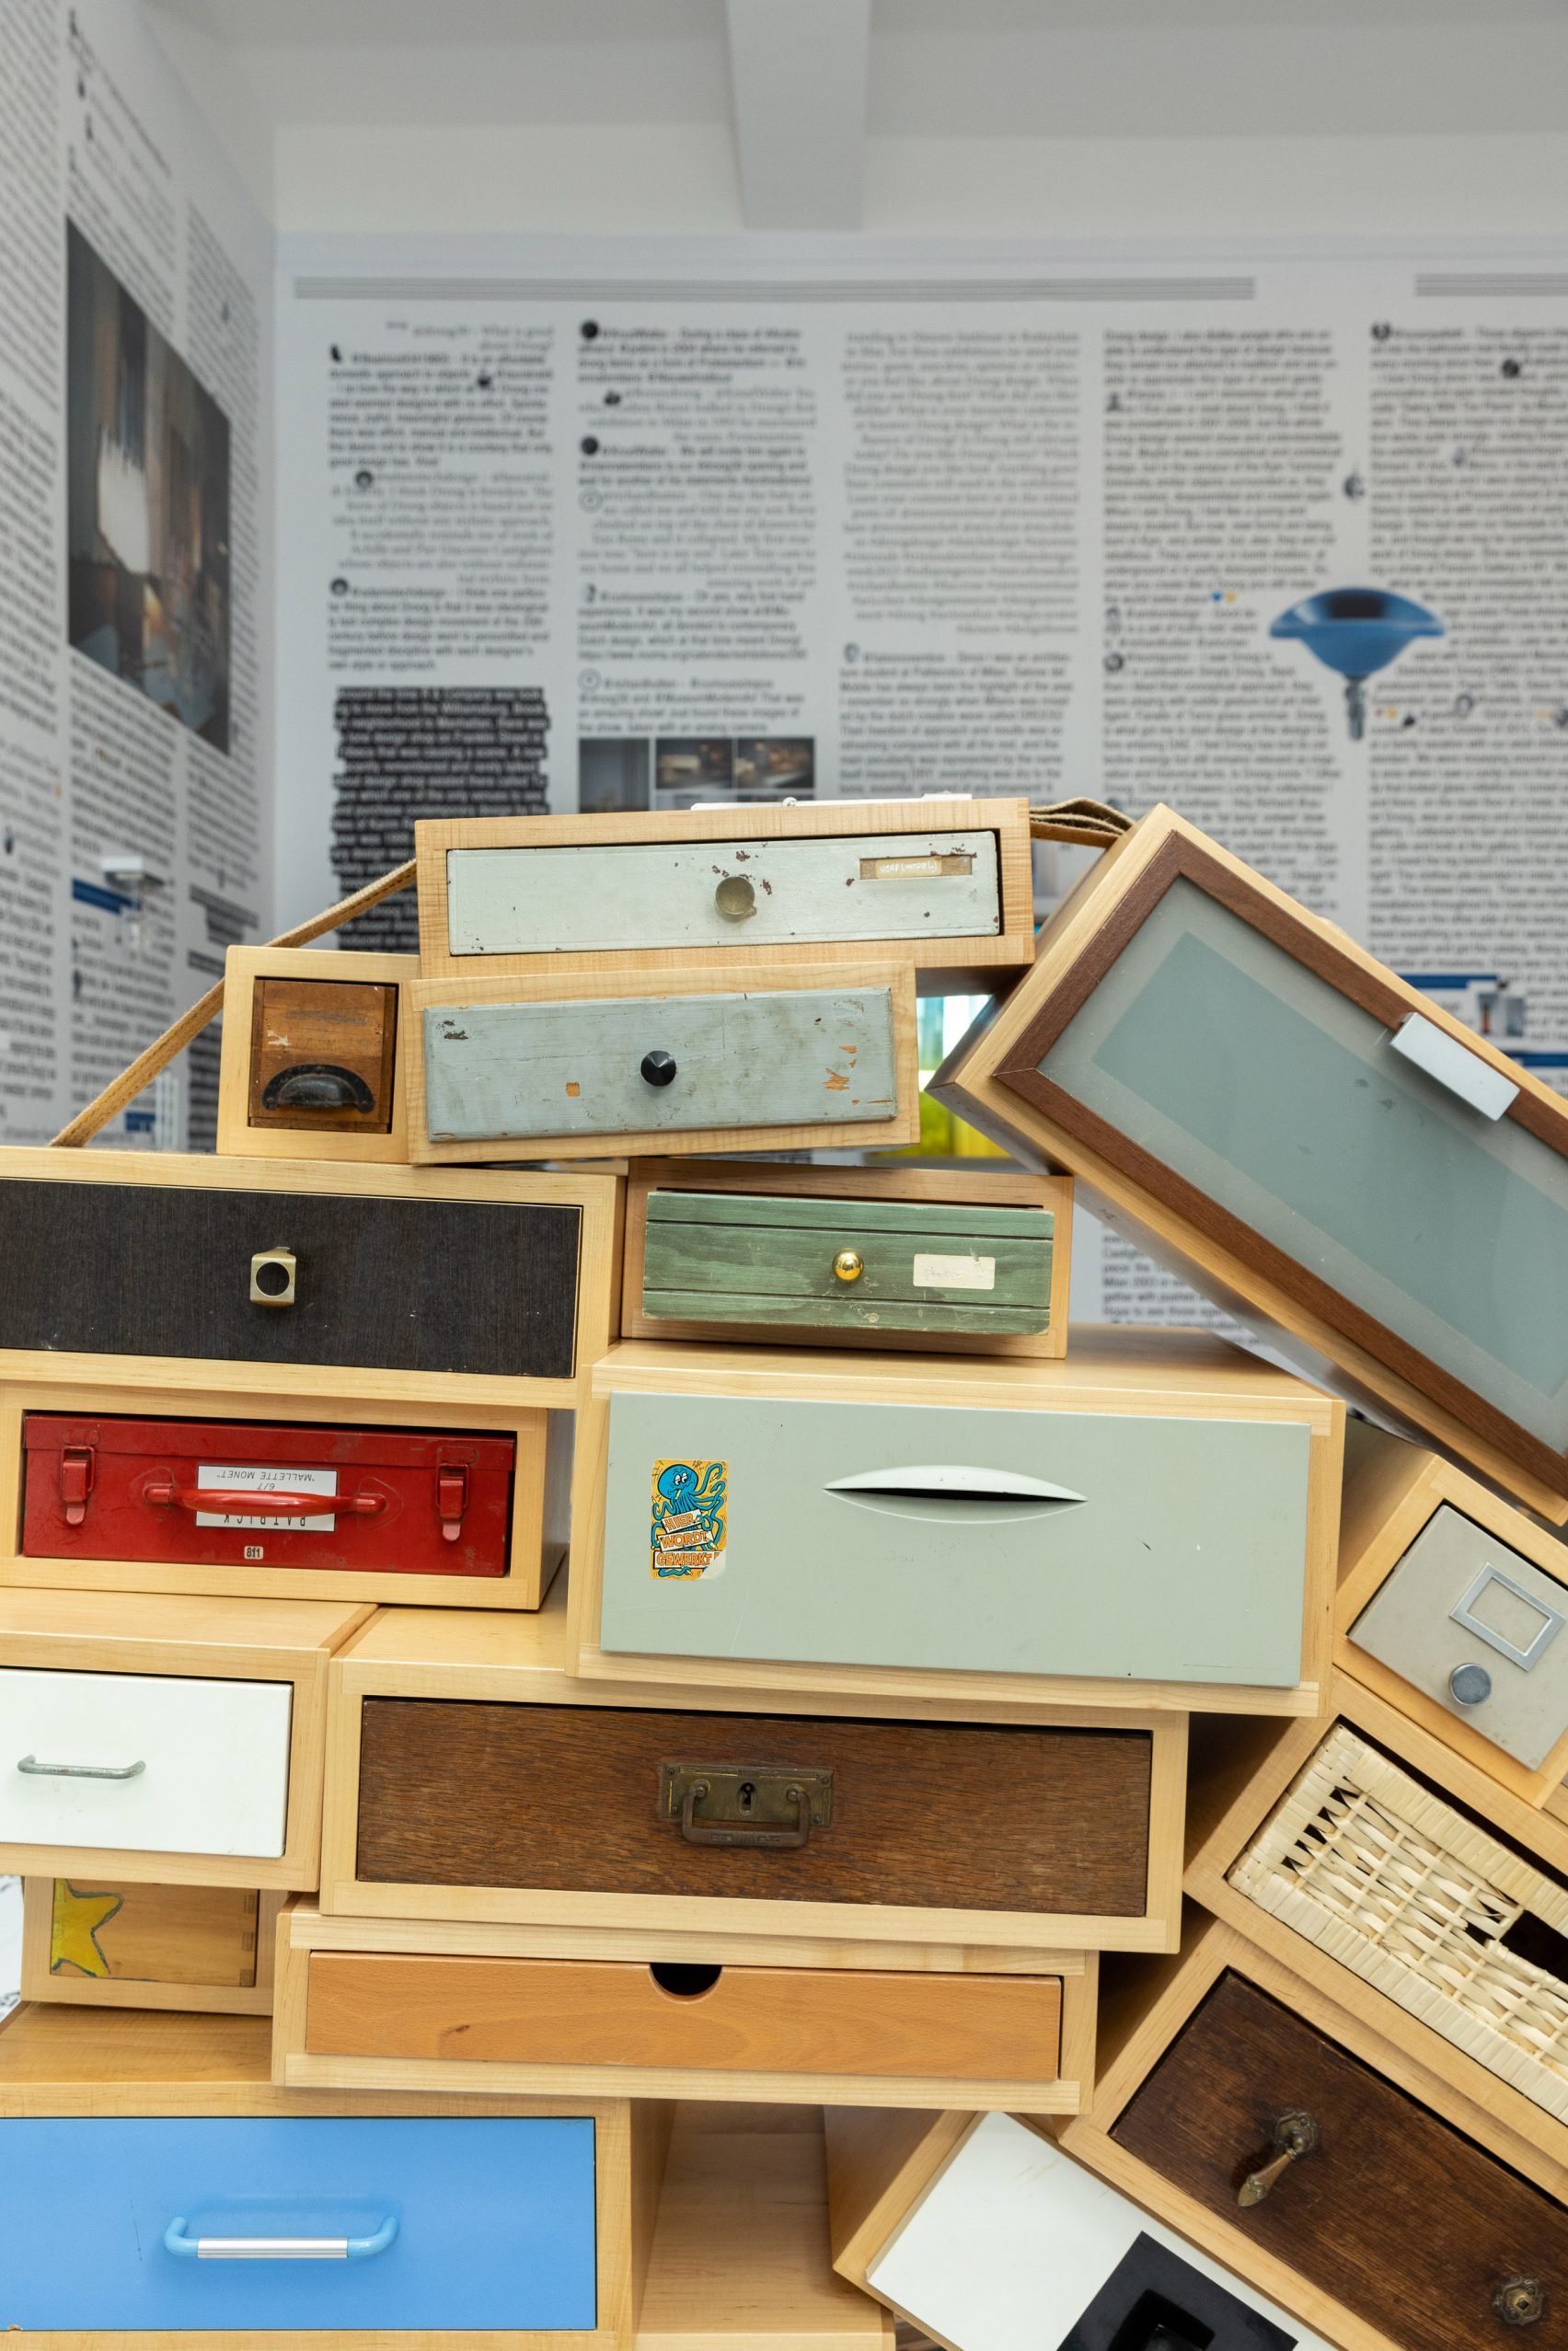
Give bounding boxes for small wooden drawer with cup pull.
[321,1597,1188,1953]
[414,798,1036,983]
[622,1158,1071,1357]
[933,801,1568,1524]
[1185,1670,1568,2186]
[275,1901,1096,2112]
[1337,1421,1568,1806]
[21,1875,284,2013]
[0,1586,368,1888]
[218,945,413,1161]
[1061,1914,1568,2351]
[0,2001,663,2345]
[5,1388,567,1608]
[408,962,919,1164]
[571,1330,1342,1715]
[0,1147,620,1409]
[826,2108,1338,2351]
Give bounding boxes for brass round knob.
[1494,2279,1548,2328]
[832,1250,864,1284]
[714,874,756,921]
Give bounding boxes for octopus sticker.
[651,1458,728,1580]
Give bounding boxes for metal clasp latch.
[436,1464,468,1544]
[659,1761,834,1850]
[60,1444,95,1527]
[1237,2109,1320,2207]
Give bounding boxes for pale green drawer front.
[422,987,899,1143]
[641,1190,1055,1336]
[600,1391,1312,1686]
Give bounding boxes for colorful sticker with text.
[651,1458,727,1579]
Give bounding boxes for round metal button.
[640,1051,678,1088]
[1448,1662,1493,1707]
[832,1250,864,1283]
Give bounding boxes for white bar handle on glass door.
[164,2216,398,2261]
[1388,1012,1518,1120]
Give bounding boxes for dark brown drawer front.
[1113,1970,1568,2351]
[355,1699,1153,1917]
[0,1182,580,1378]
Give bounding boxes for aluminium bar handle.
[164,2215,398,2261]
[17,1754,145,1780]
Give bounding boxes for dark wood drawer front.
[0,1183,580,1377]
[1112,1970,1568,2351]
[356,1699,1153,1917]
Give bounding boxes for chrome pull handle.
[1238,2108,1319,2207]
[680,1780,813,1850]
[1494,2278,1549,2328]
[165,2216,398,2262]
[17,1754,145,1781]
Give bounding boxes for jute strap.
[1026,797,1131,848]
[51,859,417,1148]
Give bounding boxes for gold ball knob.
[832,1250,864,1283]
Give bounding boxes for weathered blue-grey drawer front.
[423,987,899,1142]
[600,1391,1312,1686]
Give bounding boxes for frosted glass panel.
[1038,879,1568,1450]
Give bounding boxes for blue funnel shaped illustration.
[1270,586,1445,740]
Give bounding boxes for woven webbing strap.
[1027,797,1132,848]
[51,859,417,1148]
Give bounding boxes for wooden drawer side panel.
[1111,1969,1568,2351]
[354,1700,1154,1919]
[304,1951,1064,2081]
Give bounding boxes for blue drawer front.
[0,2115,596,2332]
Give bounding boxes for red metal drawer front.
[22,1414,515,1577]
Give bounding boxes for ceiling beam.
[725,0,870,230]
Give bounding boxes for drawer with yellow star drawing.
[20,1876,283,2014]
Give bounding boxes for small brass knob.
[714,873,756,922]
[249,1247,296,1308]
[1237,2109,1319,2207]
[833,1250,864,1284]
[1494,2278,1548,2328]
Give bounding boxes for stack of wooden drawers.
[2,794,1566,2351]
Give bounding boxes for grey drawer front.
[423,988,899,1143]
[600,1391,1312,1686]
[445,830,1002,955]
[0,1181,581,1377]
[1351,1504,1568,1769]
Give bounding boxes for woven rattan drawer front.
[1228,1723,1568,2125]
[1112,1968,1568,2351]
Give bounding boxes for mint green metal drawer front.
[601,1391,1312,1686]
[422,987,899,1143]
[640,1191,1055,1336]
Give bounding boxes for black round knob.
[640,1051,678,1088]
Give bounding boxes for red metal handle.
[142,1482,386,1518]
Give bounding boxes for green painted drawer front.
[640,1191,1055,1336]
[422,986,899,1143]
[600,1391,1312,1686]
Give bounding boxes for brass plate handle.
[680,1780,812,1849]
[1494,2279,1549,2328]
[833,1249,864,1283]
[1238,2109,1319,2207]
[660,1760,834,1851]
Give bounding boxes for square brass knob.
[250,1247,297,1307]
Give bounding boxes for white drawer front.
[444,831,1001,956]
[0,1669,293,1858]
[423,986,899,1143]
[1350,1504,1568,1769]
[869,2113,1333,2351]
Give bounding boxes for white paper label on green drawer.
[913,1251,996,1291]
[651,1458,728,1579]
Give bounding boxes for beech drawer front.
[640,1190,1055,1338]
[305,1952,1063,2083]
[0,1181,581,1379]
[1112,1969,1568,2351]
[599,1392,1311,1687]
[1350,1504,1568,1769]
[866,2113,1332,2351]
[0,2115,596,2331]
[445,830,1002,956]
[249,977,398,1135]
[0,1668,292,1858]
[354,1698,1154,1921]
[422,987,900,1145]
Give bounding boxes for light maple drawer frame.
[216,946,415,1165]
[21,1876,285,2015]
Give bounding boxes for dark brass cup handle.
[679,1781,813,1850]
[1237,2109,1319,2207]
[263,1063,375,1112]
[1495,2279,1549,2328]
